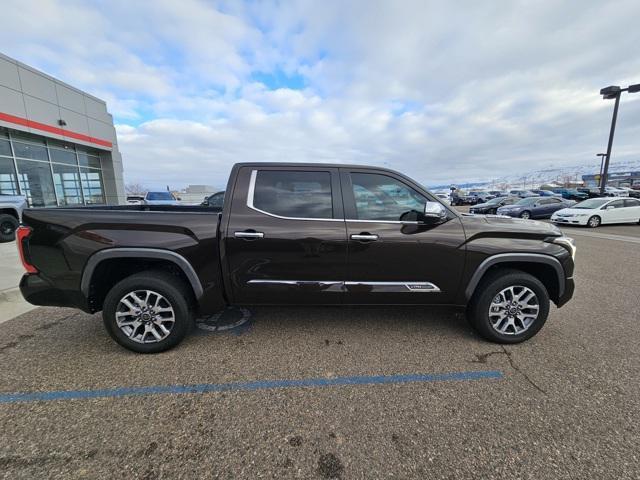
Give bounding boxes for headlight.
[551,236,576,260]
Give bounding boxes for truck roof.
[233,162,402,173]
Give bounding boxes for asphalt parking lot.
[1,219,639,479]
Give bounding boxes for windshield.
[486,197,504,204]
[574,198,610,209]
[515,197,538,206]
[146,192,175,201]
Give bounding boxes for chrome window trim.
[246,279,441,293]
[246,169,431,225]
[247,169,343,222]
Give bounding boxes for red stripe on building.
[0,111,113,148]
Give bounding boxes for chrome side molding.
[246,280,441,293]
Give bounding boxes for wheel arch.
[465,253,565,305]
[81,248,204,312]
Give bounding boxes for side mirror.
[424,201,447,221]
[605,205,614,210]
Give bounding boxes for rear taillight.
[16,226,37,274]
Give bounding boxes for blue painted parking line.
[0,370,503,404]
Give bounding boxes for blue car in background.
[552,188,588,201]
[497,196,576,219]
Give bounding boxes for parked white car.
[604,186,629,197]
[551,197,640,228]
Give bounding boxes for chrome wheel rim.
[588,216,599,227]
[115,290,175,344]
[488,286,539,335]
[520,212,530,219]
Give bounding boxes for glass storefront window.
[78,152,101,168]
[13,142,49,161]
[80,168,105,204]
[52,164,84,205]
[0,139,12,157]
[50,147,78,166]
[0,157,19,195]
[16,159,57,207]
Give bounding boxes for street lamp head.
[628,83,640,93]
[600,85,621,98]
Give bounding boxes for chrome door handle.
[350,233,379,241]
[234,231,264,239]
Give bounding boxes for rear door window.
[251,170,333,219]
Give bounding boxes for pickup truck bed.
[18,162,576,353]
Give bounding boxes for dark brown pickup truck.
[18,162,575,353]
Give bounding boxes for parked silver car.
[0,194,27,242]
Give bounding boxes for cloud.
[2,0,640,189]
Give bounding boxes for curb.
[0,287,23,303]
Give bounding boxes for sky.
[2,0,640,190]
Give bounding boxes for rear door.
[340,168,466,305]
[224,166,347,304]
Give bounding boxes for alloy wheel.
[115,290,175,343]
[488,286,539,335]
[1,220,14,235]
[520,211,531,219]
[588,216,600,228]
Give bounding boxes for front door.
[224,166,347,305]
[340,168,466,305]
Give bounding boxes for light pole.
[596,152,607,186]
[599,83,640,194]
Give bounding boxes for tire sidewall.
[103,273,192,353]
[587,215,600,228]
[469,271,550,344]
[0,214,19,242]
[520,211,531,219]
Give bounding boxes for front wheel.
[587,215,601,228]
[102,270,193,353]
[519,211,531,219]
[467,269,550,344]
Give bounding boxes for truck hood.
[459,213,562,238]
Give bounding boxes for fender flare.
[464,253,565,301]
[80,248,204,299]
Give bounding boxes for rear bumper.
[20,274,89,312]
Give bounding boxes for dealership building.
[0,53,124,207]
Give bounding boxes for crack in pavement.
[472,347,547,395]
[500,345,547,395]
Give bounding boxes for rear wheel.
[467,269,550,344]
[587,215,601,228]
[519,211,531,219]
[0,214,19,243]
[102,270,193,353]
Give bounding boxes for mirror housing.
[424,201,447,221]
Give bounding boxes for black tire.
[102,270,194,353]
[0,214,19,243]
[519,210,531,219]
[587,215,601,228]
[467,269,550,344]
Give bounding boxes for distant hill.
[428,158,640,191]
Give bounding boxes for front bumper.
[557,276,575,307]
[551,216,588,226]
[20,274,89,312]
